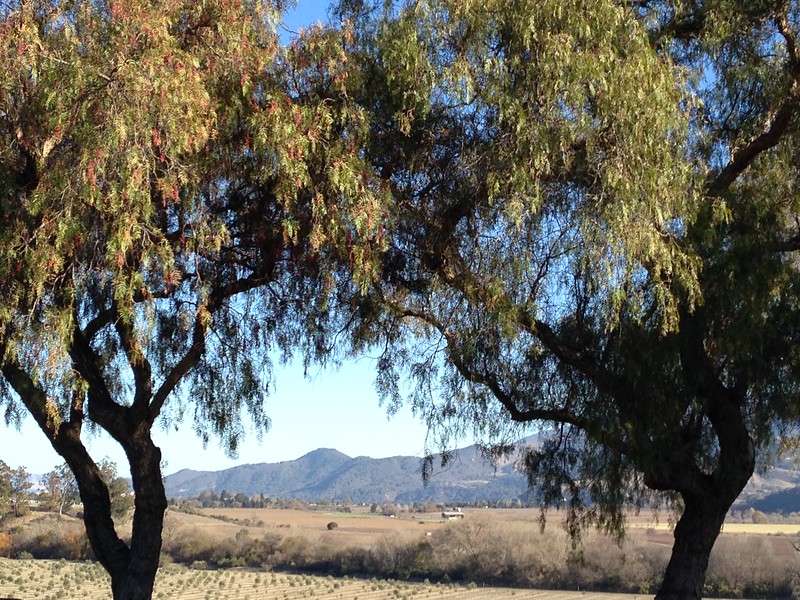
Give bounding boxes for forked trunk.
[64,431,166,600]
[655,493,730,600]
[109,435,167,600]
[655,425,754,600]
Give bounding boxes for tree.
[0,2,382,599]
[98,459,134,518]
[9,465,32,517]
[0,461,11,517]
[40,463,80,515]
[331,1,800,599]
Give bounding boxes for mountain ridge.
[164,442,534,504]
[163,441,800,510]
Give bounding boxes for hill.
[164,440,800,509]
[164,443,534,503]
[732,462,800,513]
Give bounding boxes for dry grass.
[628,521,800,535]
[193,506,450,546]
[4,508,800,598]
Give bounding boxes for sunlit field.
[2,507,800,599]
[0,559,652,600]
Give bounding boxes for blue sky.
[0,1,445,477]
[1,357,434,475]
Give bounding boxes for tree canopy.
[3,1,800,599]
[0,1,385,598]
[328,1,800,599]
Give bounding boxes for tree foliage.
[328,1,800,598]
[4,0,800,599]
[40,463,80,514]
[0,461,32,519]
[0,1,386,598]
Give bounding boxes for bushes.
[11,529,91,560]
[1,514,92,561]
[161,527,285,569]
[153,517,798,597]
[4,510,799,598]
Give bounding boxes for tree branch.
[388,300,631,455]
[776,12,800,76]
[705,98,799,197]
[112,302,153,417]
[705,16,800,197]
[148,271,273,422]
[1,356,62,442]
[148,318,205,424]
[69,320,130,442]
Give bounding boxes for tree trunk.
[58,428,166,600]
[111,433,167,600]
[655,492,730,600]
[656,424,754,600]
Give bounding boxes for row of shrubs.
[3,514,800,598]
[0,527,92,561]
[158,519,799,598]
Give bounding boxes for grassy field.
[0,558,653,600]
[2,508,799,598]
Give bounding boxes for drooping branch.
[387,298,631,456]
[0,355,61,442]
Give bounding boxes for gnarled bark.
[53,425,166,600]
[656,491,736,600]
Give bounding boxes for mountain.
[730,463,800,514]
[165,441,800,509]
[164,443,535,503]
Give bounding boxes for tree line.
[0,460,132,519]
[171,492,532,513]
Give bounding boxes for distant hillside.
[748,486,800,514]
[165,441,800,508]
[164,443,535,503]
[733,463,800,513]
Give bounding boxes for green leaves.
[358,0,700,333]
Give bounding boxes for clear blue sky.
[0,1,448,477]
[0,358,434,475]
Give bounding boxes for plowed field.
[0,558,647,600]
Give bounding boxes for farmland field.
[0,558,653,600]
[1,507,798,599]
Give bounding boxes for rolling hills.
[163,440,800,511]
[164,443,533,503]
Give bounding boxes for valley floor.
[0,558,654,600]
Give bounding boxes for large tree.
[331,1,800,599]
[0,1,382,598]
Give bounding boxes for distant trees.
[37,460,129,517]
[40,463,79,514]
[0,461,32,518]
[96,460,134,519]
